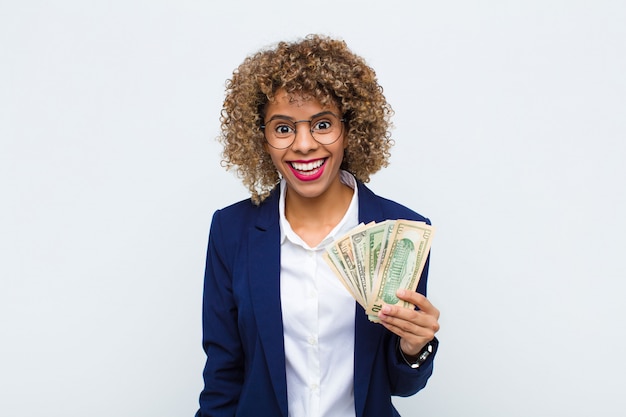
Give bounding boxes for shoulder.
[357,182,431,225]
[214,197,259,221]
[210,186,280,236]
[375,194,430,224]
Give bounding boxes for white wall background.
[1,1,625,416]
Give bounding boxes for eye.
[312,119,332,132]
[273,122,295,137]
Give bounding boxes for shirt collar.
[279,170,359,249]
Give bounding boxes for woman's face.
[263,89,347,202]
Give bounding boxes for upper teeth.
[291,159,324,171]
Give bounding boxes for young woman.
[196,34,440,417]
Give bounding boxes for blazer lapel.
[248,190,289,417]
[354,182,386,417]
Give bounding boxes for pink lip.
[288,159,327,181]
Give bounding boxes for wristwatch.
[398,339,437,369]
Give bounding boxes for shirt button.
[310,383,319,391]
[308,336,317,345]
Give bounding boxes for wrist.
[397,338,438,369]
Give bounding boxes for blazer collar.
[255,180,383,226]
[255,186,281,231]
[357,181,386,223]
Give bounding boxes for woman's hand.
[377,289,440,356]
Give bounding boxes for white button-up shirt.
[279,171,359,417]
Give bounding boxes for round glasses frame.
[260,111,345,150]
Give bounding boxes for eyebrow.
[264,110,337,123]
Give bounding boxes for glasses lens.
[264,113,343,149]
[310,114,342,145]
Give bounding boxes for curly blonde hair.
[219,34,394,204]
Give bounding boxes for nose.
[290,121,318,152]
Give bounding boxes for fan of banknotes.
[323,219,435,322]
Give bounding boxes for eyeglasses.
[261,111,345,150]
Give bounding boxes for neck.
[284,179,354,246]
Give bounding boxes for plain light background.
[1,1,625,416]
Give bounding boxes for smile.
[290,159,325,172]
[288,158,327,181]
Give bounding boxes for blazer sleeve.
[196,209,244,417]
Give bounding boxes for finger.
[378,303,415,323]
[379,304,440,334]
[379,319,413,340]
[396,289,440,318]
[378,313,416,337]
[378,316,437,354]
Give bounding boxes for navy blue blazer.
[196,182,437,417]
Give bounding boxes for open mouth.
[290,159,325,172]
[288,158,327,180]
